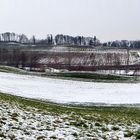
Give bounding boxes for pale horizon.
[0,0,140,42]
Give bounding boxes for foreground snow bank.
[0,72,140,105]
[1,100,139,140]
[0,100,80,139]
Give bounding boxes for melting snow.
[0,72,140,105]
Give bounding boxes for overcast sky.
[0,0,140,41]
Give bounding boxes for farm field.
[0,92,140,140]
[0,62,140,140]
[0,72,140,106]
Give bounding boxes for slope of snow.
[0,72,140,105]
[1,100,139,140]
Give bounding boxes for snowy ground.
[0,100,139,140]
[0,72,140,106]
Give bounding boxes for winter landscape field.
[0,45,140,139]
[1,0,140,139]
[0,43,140,140]
[0,70,140,139]
[0,72,140,106]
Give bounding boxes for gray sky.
[0,0,140,41]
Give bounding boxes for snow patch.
[0,72,140,105]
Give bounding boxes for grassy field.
[0,65,138,83]
[0,93,140,139]
[0,92,140,139]
[0,92,140,124]
[0,65,26,73]
[45,72,136,83]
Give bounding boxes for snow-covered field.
[0,101,80,139]
[0,72,140,105]
[1,100,139,140]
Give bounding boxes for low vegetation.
[1,65,138,83]
[46,72,133,82]
[0,65,26,73]
[0,92,140,124]
[0,92,140,139]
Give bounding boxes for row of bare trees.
[0,48,41,70]
[38,52,129,67]
[0,47,133,72]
